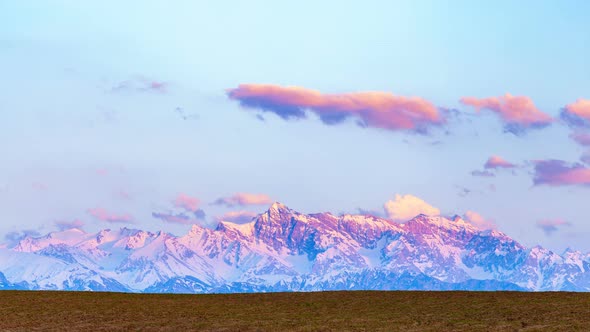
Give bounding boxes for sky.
[1,0,589,252]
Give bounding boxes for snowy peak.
[403,214,478,234]
[1,204,589,293]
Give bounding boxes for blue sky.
[1,1,590,251]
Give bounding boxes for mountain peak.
[264,202,293,220]
[269,201,289,211]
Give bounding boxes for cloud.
[460,93,552,134]
[3,229,40,247]
[151,212,192,224]
[54,219,85,231]
[173,193,200,212]
[215,211,257,224]
[484,155,516,169]
[354,208,386,217]
[536,219,571,235]
[87,208,134,223]
[471,170,496,177]
[212,193,273,207]
[455,186,471,197]
[227,84,444,133]
[152,209,206,224]
[383,194,440,222]
[532,159,590,186]
[110,76,168,94]
[570,132,590,146]
[561,99,590,127]
[193,209,206,220]
[581,153,590,165]
[463,211,496,230]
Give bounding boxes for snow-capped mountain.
[1,202,589,292]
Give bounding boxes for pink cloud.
[533,159,590,186]
[215,211,257,224]
[213,193,273,207]
[460,93,552,134]
[383,194,440,222]
[463,211,496,230]
[484,155,516,169]
[570,132,590,146]
[87,208,134,223]
[536,219,571,235]
[173,193,200,212]
[54,219,85,231]
[561,99,590,127]
[227,84,444,132]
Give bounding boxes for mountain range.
[1,202,588,292]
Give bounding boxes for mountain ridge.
[1,202,589,292]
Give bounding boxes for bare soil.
[0,290,588,331]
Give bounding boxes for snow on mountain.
[1,202,589,292]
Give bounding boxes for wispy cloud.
[383,194,440,222]
[151,212,192,224]
[227,84,444,133]
[460,93,552,134]
[212,192,273,207]
[87,208,134,223]
[215,210,257,224]
[110,76,168,94]
[54,219,85,231]
[536,219,571,235]
[532,159,590,186]
[471,170,496,177]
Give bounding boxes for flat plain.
[0,290,588,331]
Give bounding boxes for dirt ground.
[0,290,588,331]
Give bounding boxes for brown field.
[0,290,588,331]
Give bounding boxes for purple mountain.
[1,202,588,292]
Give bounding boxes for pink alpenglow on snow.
[212,192,273,207]
[216,210,257,224]
[383,194,440,222]
[460,93,552,134]
[87,208,134,223]
[227,84,444,132]
[173,193,200,212]
[484,155,517,169]
[463,211,496,230]
[536,219,571,235]
[533,159,590,186]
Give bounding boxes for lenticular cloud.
[227,84,444,132]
